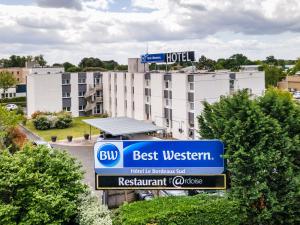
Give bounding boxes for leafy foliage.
[0,145,87,225]
[198,90,299,225]
[0,106,21,142]
[33,115,51,130]
[263,64,286,87]
[113,195,244,225]
[76,191,112,225]
[32,112,73,130]
[0,71,17,96]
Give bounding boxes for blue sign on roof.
[141,53,165,63]
[94,140,224,175]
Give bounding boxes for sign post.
[94,140,225,190]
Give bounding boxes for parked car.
[159,190,188,197]
[32,140,52,148]
[135,190,154,201]
[5,104,18,111]
[97,133,130,142]
[293,91,300,99]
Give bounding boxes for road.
[52,144,97,189]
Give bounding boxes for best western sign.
[141,51,195,63]
[94,140,225,189]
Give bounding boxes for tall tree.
[264,64,286,87]
[197,55,216,71]
[34,54,47,67]
[0,71,17,97]
[0,145,87,224]
[198,90,298,225]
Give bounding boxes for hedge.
[0,96,26,103]
[113,194,245,225]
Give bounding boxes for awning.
[83,117,164,136]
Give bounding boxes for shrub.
[33,115,51,130]
[0,145,87,224]
[31,111,44,119]
[77,191,112,225]
[3,127,27,153]
[113,194,245,225]
[55,113,73,129]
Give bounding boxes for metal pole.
[89,125,92,140]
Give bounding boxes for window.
[146,79,150,87]
[13,93,16,97]
[132,101,135,111]
[189,102,194,111]
[9,93,12,98]
[63,107,71,112]
[79,105,85,111]
[132,87,134,94]
[96,90,101,97]
[17,71,20,75]
[189,82,194,91]
[165,98,169,106]
[131,73,134,81]
[78,91,86,97]
[95,78,100,84]
[63,92,71,98]
[62,79,70,85]
[78,78,86,84]
[124,86,127,93]
[165,81,169,89]
[146,96,150,103]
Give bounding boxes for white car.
[6,104,18,111]
[32,140,52,149]
[293,91,300,99]
[159,190,189,197]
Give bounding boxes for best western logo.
[97,143,123,168]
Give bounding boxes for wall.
[27,73,62,117]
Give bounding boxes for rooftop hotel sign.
[141,51,195,63]
[94,140,225,189]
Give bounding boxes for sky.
[0,0,300,65]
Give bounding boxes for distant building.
[278,75,300,92]
[0,67,29,84]
[27,59,265,139]
[27,67,103,117]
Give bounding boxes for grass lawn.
[25,116,100,141]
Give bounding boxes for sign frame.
[95,174,226,190]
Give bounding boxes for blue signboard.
[94,140,224,175]
[141,51,195,63]
[141,53,165,63]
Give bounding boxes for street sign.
[94,140,224,175]
[141,51,195,63]
[95,174,226,190]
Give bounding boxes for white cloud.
[0,0,300,64]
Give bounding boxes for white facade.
[102,70,265,140]
[26,66,265,139]
[27,68,103,117]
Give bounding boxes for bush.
[33,115,51,130]
[0,96,26,103]
[3,127,27,153]
[0,145,87,225]
[113,195,245,225]
[55,113,73,129]
[77,191,112,225]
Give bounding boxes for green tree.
[258,88,300,171]
[264,64,286,87]
[63,62,76,72]
[198,90,298,225]
[197,55,216,71]
[34,55,47,67]
[0,106,21,147]
[0,145,87,225]
[0,71,17,98]
[79,57,104,68]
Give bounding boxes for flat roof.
[83,117,164,136]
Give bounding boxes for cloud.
[1,0,300,64]
[36,0,82,10]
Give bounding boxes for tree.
[197,55,216,71]
[258,88,300,171]
[0,106,21,147]
[63,62,76,72]
[34,54,47,67]
[0,71,17,98]
[79,57,104,68]
[265,55,278,65]
[198,90,298,225]
[264,64,286,87]
[0,145,87,224]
